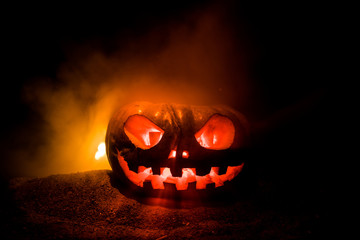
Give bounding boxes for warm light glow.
[18,3,252,179]
[195,114,235,150]
[182,150,189,158]
[161,167,172,178]
[117,150,244,190]
[168,150,177,158]
[95,142,106,160]
[124,115,164,149]
[177,110,183,119]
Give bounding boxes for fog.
[6,3,256,177]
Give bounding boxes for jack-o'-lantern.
[106,102,249,198]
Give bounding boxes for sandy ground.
[1,170,328,239]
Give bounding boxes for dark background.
[1,1,344,237]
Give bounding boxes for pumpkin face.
[106,102,249,197]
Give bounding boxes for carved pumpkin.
[106,102,249,197]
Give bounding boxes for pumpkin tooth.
[209,168,224,187]
[195,175,212,189]
[150,175,165,189]
[138,166,147,173]
[118,150,245,191]
[160,167,172,178]
[219,173,228,183]
[211,167,219,175]
[182,168,196,183]
[175,179,189,190]
[164,176,177,184]
[225,164,244,181]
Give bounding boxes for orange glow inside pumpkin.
[168,150,177,158]
[195,114,235,150]
[117,150,244,190]
[182,150,189,158]
[119,113,242,191]
[124,115,164,149]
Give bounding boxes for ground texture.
[1,170,327,239]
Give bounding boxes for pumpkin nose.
[168,150,189,159]
[167,149,190,177]
[168,150,177,159]
[182,150,189,158]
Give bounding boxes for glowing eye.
[194,114,235,150]
[124,115,164,149]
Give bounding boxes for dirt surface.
[1,170,328,239]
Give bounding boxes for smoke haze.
[4,2,256,177]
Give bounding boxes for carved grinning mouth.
[117,151,244,191]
